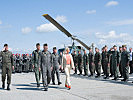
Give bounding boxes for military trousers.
[95,63,101,76]
[83,63,88,75]
[89,63,95,76]
[78,64,82,74]
[52,66,60,83]
[74,63,78,74]
[119,62,123,77]
[112,61,119,79]
[122,64,129,80]
[34,64,41,85]
[1,63,12,85]
[41,66,51,89]
[103,61,110,77]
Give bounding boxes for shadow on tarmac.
[70,73,133,87]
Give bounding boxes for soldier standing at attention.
[0,44,14,90]
[88,48,95,77]
[83,50,88,76]
[72,51,78,74]
[39,44,52,91]
[119,46,123,78]
[129,48,133,74]
[109,48,114,77]
[101,47,105,75]
[32,43,41,87]
[121,45,130,82]
[103,45,110,79]
[94,48,101,78]
[51,47,62,85]
[78,51,83,75]
[111,45,120,80]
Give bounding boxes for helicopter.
[42,14,94,54]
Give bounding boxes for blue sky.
[0,0,133,53]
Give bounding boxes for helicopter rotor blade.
[42,14,72,37]
[75,38,90,50]
[42,14,90,50]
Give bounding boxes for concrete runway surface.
[0,71,133,100]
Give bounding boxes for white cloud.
[56,15,67,23]
[86,10,96,14]
[106,19,133,26]
[36,23,58,33]
[21,27,32,34]
[105,1,119,7]
[36,15,67,33]
[95,30,133,48]
[0,20,2,24]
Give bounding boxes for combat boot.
[2,82,5,89]
[7,84,10,91]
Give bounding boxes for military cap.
[105,45,107,47]
[122,45,126,47]
[43,43,48,46]
[119,46,122,48]
[113,45,117,47]
[53,47,56,50]
[4,44,8,47]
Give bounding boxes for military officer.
[32,43,41,87]
[0,44,14,90]
[72,51,78,74]
[101,47,105,75]
[119,46,123,78]
[94,48,101,78]
[121,45,130,82]
[51,47,62,85]
[111,45,120,80]
[103,45,110,79]
[83,50,88,76]
[77,51,83,75]
[109,48,114,77]
[39,43,52,91]
[16,53,22,73]
[88,48,95,77]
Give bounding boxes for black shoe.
[7,84,10,91]
[53,82,55,85]
[58,82,62,85]
[121,79,128,82]
[37,84,40,88]
[88,75,93,77]
[119,76,123,78]
[112,78,118,81]
[78,74,81,75]
[44,88,48,91]
[129,73,132,74]
[109,75,114,77]
[121,79,125,81]
[104,76,109,79]
[2,83,5,89]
